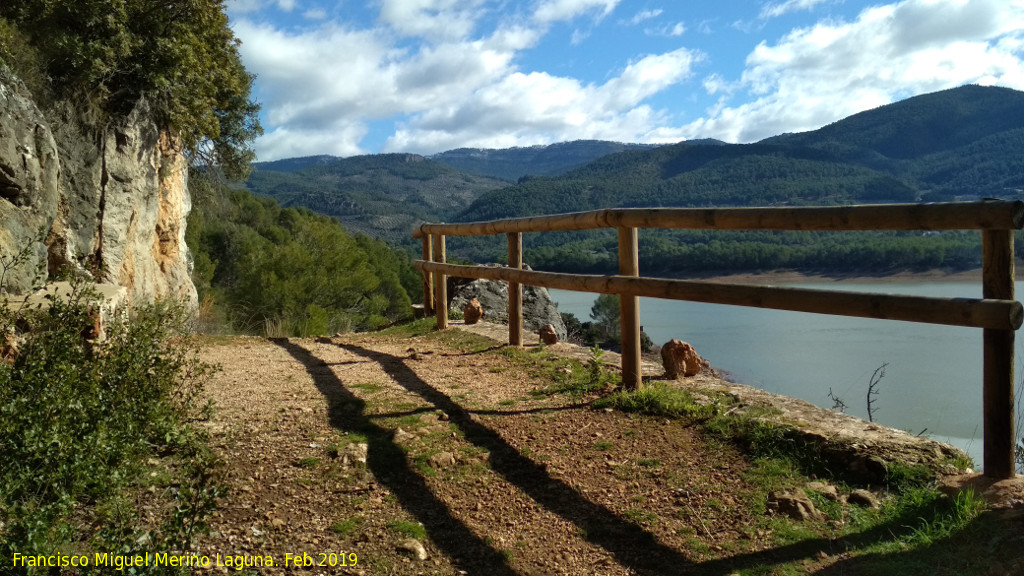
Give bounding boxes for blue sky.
[225,0,1024,161]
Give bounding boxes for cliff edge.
[0,65,196,306]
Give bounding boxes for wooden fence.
[412,200,1024,479]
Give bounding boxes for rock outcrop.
[0,66,196,307]
[449,270,566,340]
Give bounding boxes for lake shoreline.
[678,267,1005,285]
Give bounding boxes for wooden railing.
[412,200,1024,479]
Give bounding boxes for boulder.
[463,297,483,324]
[538,323,559,345]
[661,339,704,378]
[450,271,566,340]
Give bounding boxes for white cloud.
[277,0,296,11]
[534,0,620,24]
[303,8,327,19]
[378,0,485,41]
[760,0,827,20]
[629,9,662,25]
[688,0,1024,143]
[645,21,685,37]
[384,48,701,152]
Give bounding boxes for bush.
[0,284,221,573]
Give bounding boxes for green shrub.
[0,284,221,572]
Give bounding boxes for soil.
[193,323,1024,575]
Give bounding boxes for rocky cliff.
[0,66,196,306]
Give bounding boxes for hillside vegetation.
[187,176,420,336]
[246,154,507,246]
[430,139,665,181]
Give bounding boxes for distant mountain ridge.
[245,140,670,245]
[456,85,1024,224]
[245,153,508,244]
[430,140,673,181]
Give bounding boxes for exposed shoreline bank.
[681,267,1012,285]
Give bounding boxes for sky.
[224,0,1024,161]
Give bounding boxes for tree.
[0,0,261,179]
[590,293,620,344]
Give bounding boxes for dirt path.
[195,329,796,575]
[193,324,1023,575]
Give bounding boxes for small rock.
[660,339,704,378]
[806,481,840,501]
[394,427,416,444]
[463,298,484,324]
[397,538,429,561]
[345,442,368,465]
[428,451,457,469]
[538,324,559,345]
[848,488,881,509]
[767,490,825,521]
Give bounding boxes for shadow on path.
[271,339,518,575]
[341,343,695,575]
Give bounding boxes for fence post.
[433,234,448,330]
[982,228,1015,479]
[618,227,642,391]
[421,234,434,315]
[508,233,523,347]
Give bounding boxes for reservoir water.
[549,281,1024,470]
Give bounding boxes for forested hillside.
[188,176,420,336]
[245,153,507,245]
[430,139,667,180]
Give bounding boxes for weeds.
[596,382,722,422]
[0,282,222,572]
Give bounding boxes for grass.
[594,381,723,421]
[331,516,364,536]
[386,520,427,539]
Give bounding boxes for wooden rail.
[413,200,1023,479]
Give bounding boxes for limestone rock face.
[0,67,197,307]
[0,68,59,294]
[661,339,704,378]
[450,272,566,340]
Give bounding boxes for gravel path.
[193,323,1022,575]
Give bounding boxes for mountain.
[252,155,340,173]
[457,85,1024,224]
[430,140,671,181]
[244,153,508,244]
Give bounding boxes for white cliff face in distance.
[0,65,197,308]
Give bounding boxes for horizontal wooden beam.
[413,261,1024,331]
[412,200,1024,238]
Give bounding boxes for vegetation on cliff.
[0,0,261,179]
